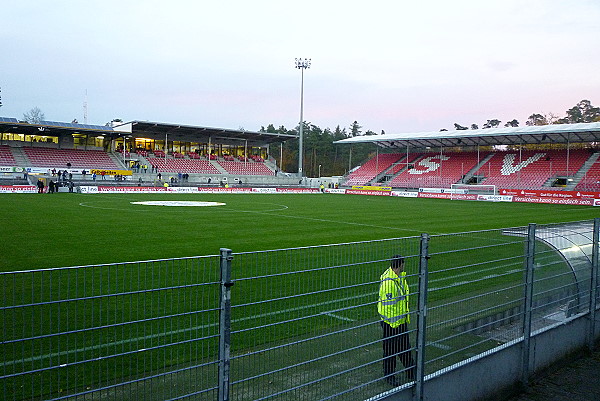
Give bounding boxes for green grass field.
[1,192,598,400]
[1,192,598,271]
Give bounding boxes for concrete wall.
[380,313,598,401]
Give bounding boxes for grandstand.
[342,148,596,190]
[0,117,295,186]
[337,122,600,191]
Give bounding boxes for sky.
[1,0,599,134]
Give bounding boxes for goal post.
[450,184,497,200]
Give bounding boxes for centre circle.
[130,201,226,207]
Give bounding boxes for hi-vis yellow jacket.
[378,267,410,328]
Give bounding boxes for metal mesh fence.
[2,220,598,401]
[228,238,421,401]
[425,229,527,374]
[1,256,221,401]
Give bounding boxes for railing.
[2,220,599,401]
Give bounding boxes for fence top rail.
[231,235,423,257]
[426,219,594,239]
[0,253,218,275]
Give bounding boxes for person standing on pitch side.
[378,254,416,386]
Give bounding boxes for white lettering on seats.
[500,153,545,176]
[409,155,450,175]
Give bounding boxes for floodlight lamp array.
[295,58,311,69]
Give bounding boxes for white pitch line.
[430,267,522,290]
[427,342,451,350]
[224,207,435,234]
[4,293,371,366]
[323,312,356,322]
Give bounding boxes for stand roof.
[334,122,600,149]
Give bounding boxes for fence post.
[415,233,430,401]
[521,223,536,387]
[218,248,234,401]
[590,218,599,350]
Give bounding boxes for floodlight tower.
[295,58,311,180]
[83,89,88,124]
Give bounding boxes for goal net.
[450,184,497,200]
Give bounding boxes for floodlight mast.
[295,58,311,180]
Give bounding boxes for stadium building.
[2,115,600,194]
[336,122,600,192]
[0,117,298,187]
[2,115,600,401]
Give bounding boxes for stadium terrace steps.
[211,160,228,174]
[574,153,600,191]
[343,153,403,186]
[109,151,128,169]
[462,153,495,183]
[9,147,30,168]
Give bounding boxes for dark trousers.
[381,321,416,379]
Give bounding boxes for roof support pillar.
[567,133,571,174]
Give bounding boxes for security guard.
[378,254,416,386]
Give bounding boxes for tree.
[504,119,519,127]
[454,123,468,130]
[557,99,600,123]
[23,107,45,124]
[331,125,348,173]
[262,124,277,133]
[482,119,501,129]
[526,113,547,126]
[349,121,362,137]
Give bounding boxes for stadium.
[2,117,600,196]
[1,115,600,401]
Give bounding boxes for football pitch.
[1,191,598,400]
[0,192,598,272]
